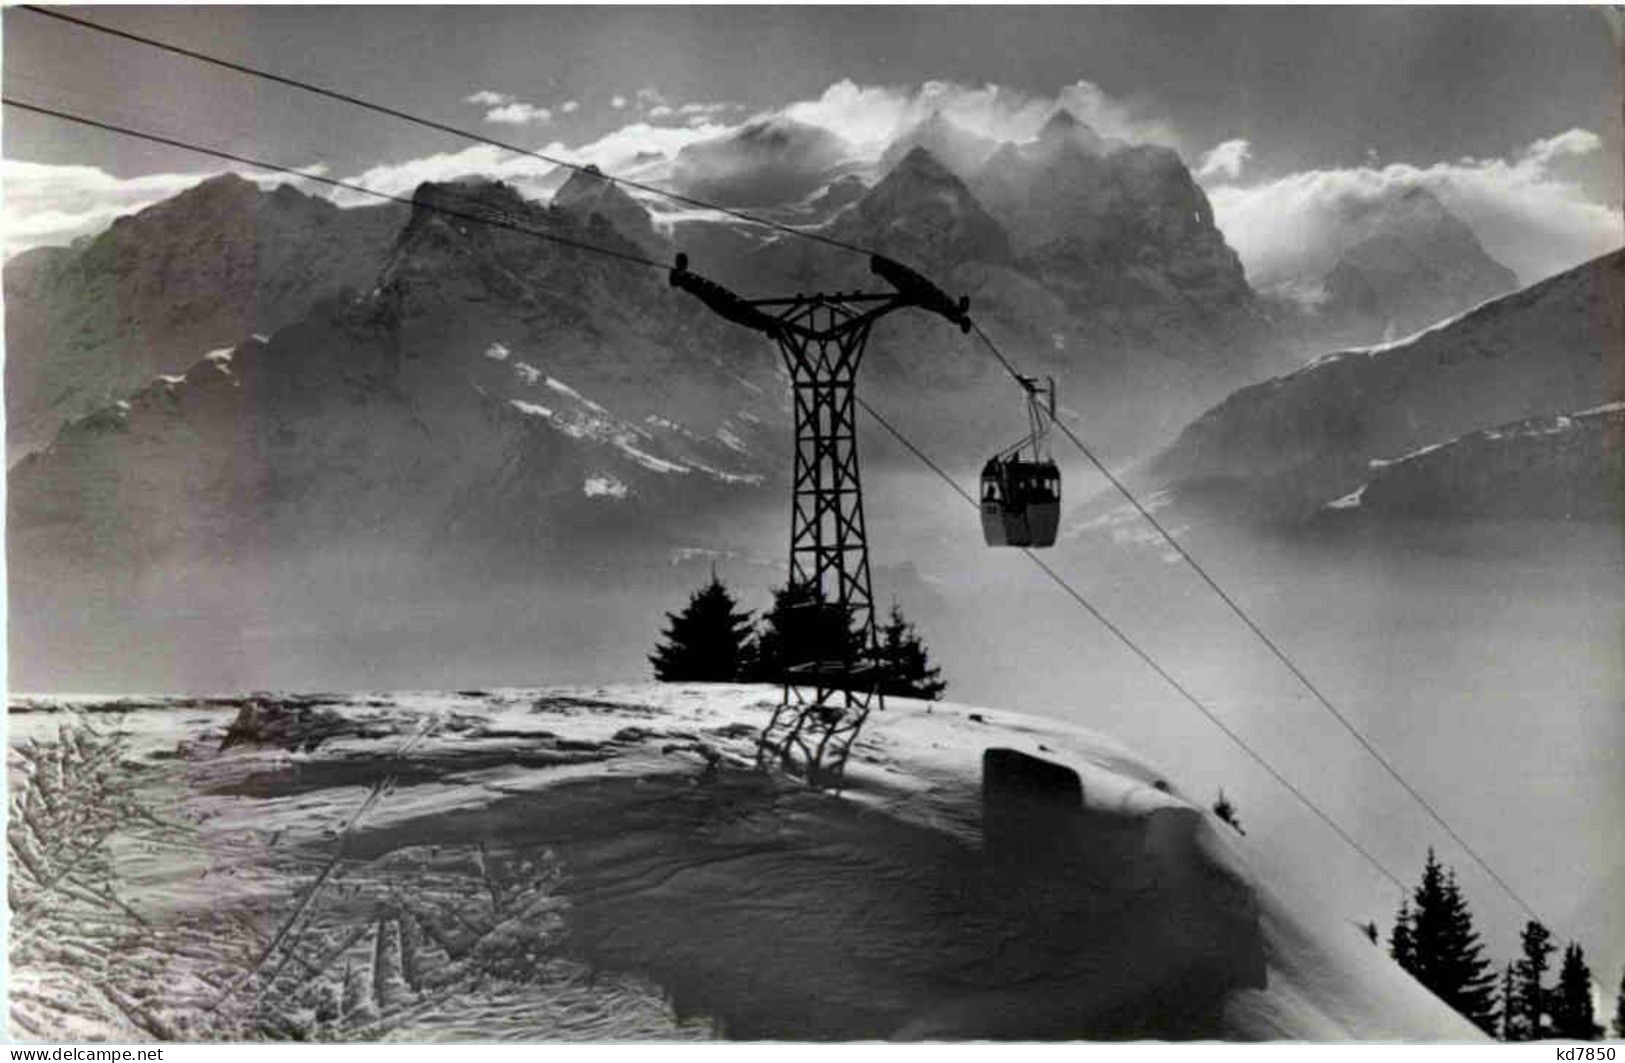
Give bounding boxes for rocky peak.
[1035,108,1104,155]
[551,164,660,253]
[878,109,1000,181]
[409,178,532,222]
[5,173,407,456]
[835,147,1011,268]
[178,170,259,202]
[885,146,959,188]
[672,117,852,207]
[1264,183,1520,349]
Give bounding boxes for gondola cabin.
[981,456,1061,547]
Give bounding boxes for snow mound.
[6,686,1483,1042]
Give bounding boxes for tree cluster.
[1390,849,1611,1041]
[649,574,946,700]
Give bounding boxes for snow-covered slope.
[1345,402,1625,520]
[1144,248,1621,523]
[7,685,1483,1041]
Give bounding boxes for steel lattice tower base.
[757,303,881,786]
[669,253,969,786]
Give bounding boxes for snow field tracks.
[6,693,740,1040]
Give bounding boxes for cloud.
[1521,128,1602,170]
[323,119,732,211]
[1196,139,1251,183]
[646,100,744,126]
[679,102,738,116]
[1,78,1185,253]
[780,78,1181,156]
[484,102,553,126]
[2,160,335,253]
[1207,129,1622,287]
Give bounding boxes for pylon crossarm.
[870,254,973,333]
[771,302,904,343]
[668,255,783,336]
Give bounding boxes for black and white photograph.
[2,2,1622,1044]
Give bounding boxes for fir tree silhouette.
[1551,942,1602,1039]
[1212,790,1245,835]
[875,603,947,700]
[1391,898,1416,972]
[1501,962,1524,1041]
[1434,868,1498,1034]
[1612,967,1625,1039]
[1391,850,1497,1034]
[1516,919,1556,1040]
[649,572,755,682]
[751,581,866,684]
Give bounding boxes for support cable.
[20,5,878,260]
[855,395,1405,893]
[969,322,1550,927]
[2,98,669,273]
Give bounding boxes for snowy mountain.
[970,109,1117,253]
[1260,186,1520,353]
[3,173,406,458]
[6,129,1538,693]
[1349,402,1625,521]
[1142,249,1622,524]
[877,109,1001,182]
[6,684,1486,1041]
[833,146,1014,269]
[6,178,785,689]
[960,110,1261,365]
[671,116,859,208]
[549,164,666,259]
[727,136,1271,457]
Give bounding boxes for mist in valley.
[14,440,1621,988]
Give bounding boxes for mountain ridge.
[1142,248,1623,524]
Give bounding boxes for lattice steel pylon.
[671,252,971,786]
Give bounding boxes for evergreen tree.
[1613,967,1625,1039]
[1517,920,1556,1040]
[1392,851,1496,1034]
[1361,921,1380,946]
[874,603,946,700]
[648,573,755,682]
[1551,942,1602,1040]
[1407,849,1451,983]
[1212,790,1244,835]
[1391,898,1416,973]
[1501,962,1525,1041]
[750,581,866,684]
[1433,870,1499,1034]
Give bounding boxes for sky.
[4,5,1623,284]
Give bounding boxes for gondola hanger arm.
[869,255,972,333]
